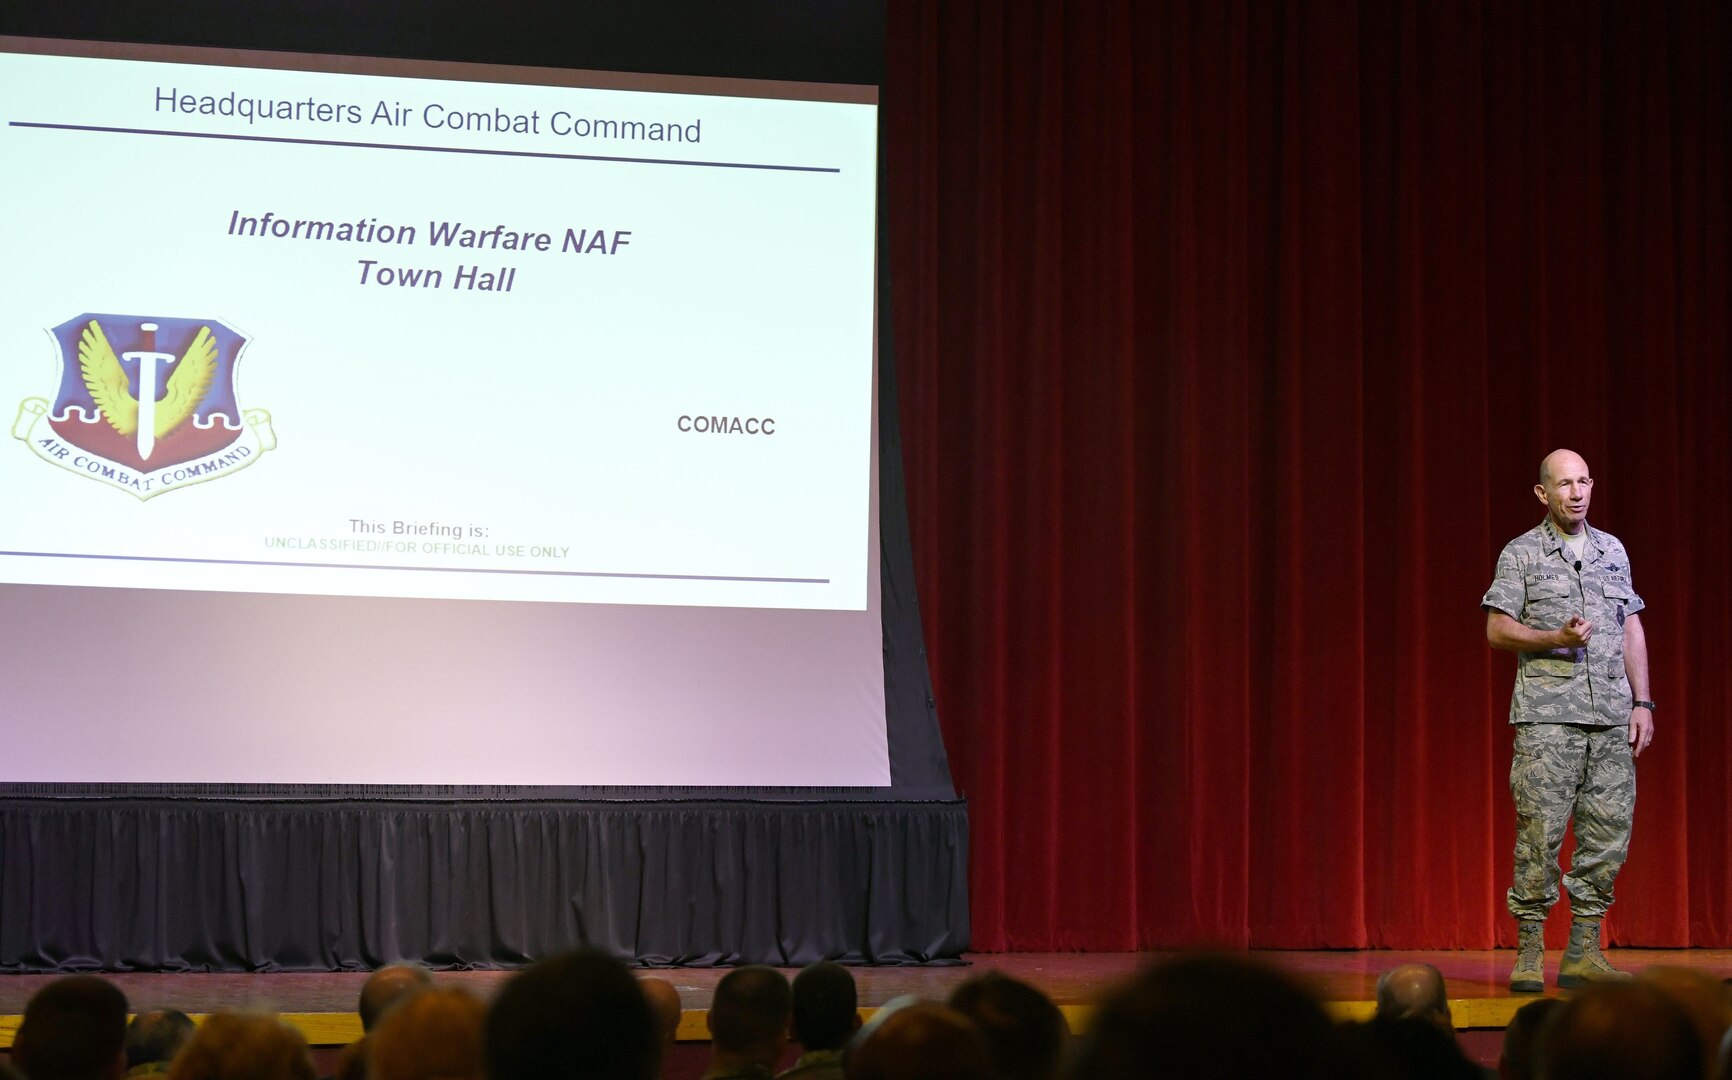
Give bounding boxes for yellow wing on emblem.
[78,320,138,437]
[155,325,218,438]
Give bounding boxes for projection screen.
[0,37,890,790]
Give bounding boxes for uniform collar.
[1539,517,1598,562]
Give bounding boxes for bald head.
[359,965,434,1032]
[638,978,683,1047]
[1539,449,1589,487]
[1374,963,1451,1032]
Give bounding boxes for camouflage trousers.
[1507,722,1635,921]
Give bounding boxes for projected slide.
[0,39,891,789]
[0,44,878,610]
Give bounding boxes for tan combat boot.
[1509,920,1545,992]
[1557,917,1632,987]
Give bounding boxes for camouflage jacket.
[1482,518,1644,726]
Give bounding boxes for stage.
[6,949,1730,1072]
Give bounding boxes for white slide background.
[0,47,877,611]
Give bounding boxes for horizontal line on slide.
[0,548,829,584]
[8,120,843,173]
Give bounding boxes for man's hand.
[1556,616,1593,648]
[1629,706,1654,757]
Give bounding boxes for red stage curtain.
[884,0,1729,950]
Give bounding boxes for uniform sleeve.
[1622,555,1646,617]
[1481,544,1525,619]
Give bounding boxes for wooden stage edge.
[5,949,1731,1049]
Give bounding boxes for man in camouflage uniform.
[1482,449,1654,992]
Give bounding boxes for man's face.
[1534,454,1592,534]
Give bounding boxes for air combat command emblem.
[10,313,274,499]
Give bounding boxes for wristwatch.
[1633,700,1657,711]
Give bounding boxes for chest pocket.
[1525,577,1572,624]
[1598,578,1635,630]
[1601,580,1634,604]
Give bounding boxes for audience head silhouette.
[369,987,487,1080]
[330,1037,369,1080]
[707,965,792,1071]
[357,965,434,1033]
[847,1001,991,1080]
[1374,963,1453,1033]
[948,971,1068,1080]
[1636,966,1732,1075]
[638,977,684,1049]
[1359,962,1480,1078]
[1066,954,1369,1080]
[165,1013,315,1080]
[1353,1016,1481,1080]
[484,949,660,1080]
[791,962,860,1053]
[1538,981,1702,1080]
[1499,997,1563,1080]
[125,1010,197,1072]
[13,975,130,1080]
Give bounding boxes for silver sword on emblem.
[122,322,177,461]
